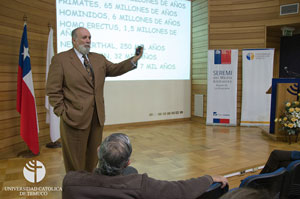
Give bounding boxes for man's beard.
[78,44,90,55]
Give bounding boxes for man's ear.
[96,146,101,158]
[127,159,131,167]
[72,38,76,46]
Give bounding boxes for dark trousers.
[61,108,103,172]
[260,150,292,174]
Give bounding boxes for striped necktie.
[82,55,94,84]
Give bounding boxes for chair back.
[197,182,228,199]
[283,160,300,199]
[239,167,287,199]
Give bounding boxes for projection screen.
[56,0,191,124]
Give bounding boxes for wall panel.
[191,0,208,117]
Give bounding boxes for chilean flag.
[16,23,39,155]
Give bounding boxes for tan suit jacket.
[46,49,134,129]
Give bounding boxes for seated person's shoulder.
[65,170,89,177]
[63,170,146,188]
[63,171,92,186]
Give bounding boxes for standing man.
[46,27,143,172]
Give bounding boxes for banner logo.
[287,83,299,96]
[213,118,230,124]
[214,50,231,64]
[23,160,46,183]
[246,53,254,60]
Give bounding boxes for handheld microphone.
[284,66,289,74]
[283,66,300,78]
[135,45,143,56]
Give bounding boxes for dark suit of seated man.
[62,133,228,199]
[260,149,300,174]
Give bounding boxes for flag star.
[23,46,30,60]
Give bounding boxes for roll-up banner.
[241,49,274,126]
[206,49,238,126]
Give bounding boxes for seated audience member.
[260,149,300,174]
[219,188,271,199]
[63,133,228,199]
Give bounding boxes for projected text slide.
[56,0,191,80]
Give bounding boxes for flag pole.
[23,14,27,23]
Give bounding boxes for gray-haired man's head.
[97,133,132,176]
[71,27,91,55]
